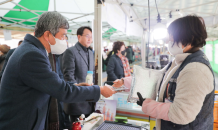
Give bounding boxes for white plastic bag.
[128,65,164,103]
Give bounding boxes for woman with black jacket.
[106,41,131,85]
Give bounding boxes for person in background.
[104,47,108,53]
[104,43,115,66]
[113,15,214,130]
[126,46,134,64]
[0,44,10,71]
[18,40,22,46]
[106,41,131,85]
[0,12,116,130]
[0,40,23,81]
[62,26,96,127]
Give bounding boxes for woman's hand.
[113,79,124,88]
[75,83,93,86]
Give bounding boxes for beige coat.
[156,53,214,129]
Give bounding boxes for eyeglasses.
[82,35,92,39]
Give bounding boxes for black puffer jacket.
[106,54,124,83]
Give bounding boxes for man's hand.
[137,92,146,106]
[100,85,116,98]
[75,82,93,86]
[112,79,124,88]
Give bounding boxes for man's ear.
[43,31,50,41]
[77,35,81,40]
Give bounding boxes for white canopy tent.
[1,0,218,84]
[103,0,218,67]
[104,0,218,38]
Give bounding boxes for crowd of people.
[103,44,140,66]
[0,11,214,130]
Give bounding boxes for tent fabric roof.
[0,0,141,42]
[0,0,94,28]
[105,0,218,39]
[2,0,218,41]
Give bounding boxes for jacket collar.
[78,42,88,52]
[174,53,191,65]
[75,42,85,51]
[114,54,123,68]
[75,42,89,66]
[24,34,48,57]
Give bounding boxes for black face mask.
[121,50,126,55]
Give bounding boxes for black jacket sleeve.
[106,56,118,81]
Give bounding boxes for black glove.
[137,92,146,106]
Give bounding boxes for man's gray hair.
[34,12,69,37]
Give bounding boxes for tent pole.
[10,1,39,16]
[54,0,56,11]
[2,17,37,22]
[0,0,12,6]
[68,13,94,21]
[116,0,145,28]
[128,3,146,28]
[141,30,146,68]
[0,8,93,15]
[4,16,39,27]
[94,0,102,86]
[105,1,217,16]
[2,17,34,29]
[106,1,218,11]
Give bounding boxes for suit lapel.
[75,42,88,66]
[24,34,47,58]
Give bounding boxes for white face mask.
[168,41,186,56]
[48,35,68,55]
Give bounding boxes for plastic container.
[86,71,93,85]
[113,93,134,109]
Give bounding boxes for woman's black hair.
[167,15,207,48]
[77,26,92,36]
[113,41,125,54]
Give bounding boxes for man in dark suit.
[0,12,115,130]
[62,26,96,123]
